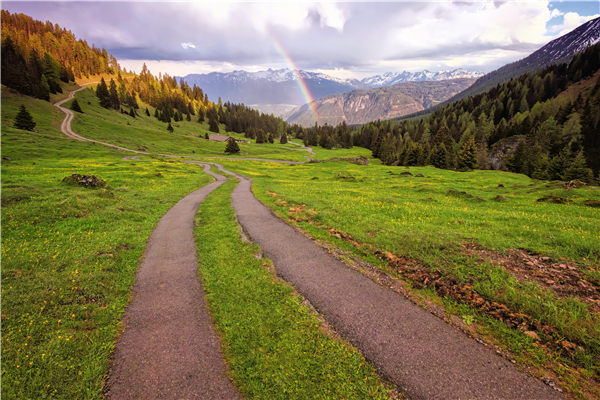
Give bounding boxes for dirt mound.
[537,196,571,204]
[62,174,106,188]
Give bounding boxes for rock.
[62,174,106,188]
[400,171,413,176]
[492,195,508,202]
[497,184,505,188]
[415,173,425,177]
[563,179,586,190]
[524,331,540,341]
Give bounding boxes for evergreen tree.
[96,78,111,108]
[145,108,150,116]
[108,79,120,109]
[205,132,209,139]
[431,144,448,169]
[186,112,191,121]
[225,137,240,154]
[268,133,275,144]
[564,151,594,182]
[208,110,219,133]
[197,108,205,122]
[280,133,288,144]
[14,104,36,131]
[167,122,174,132]
[458,137,478,170]
[70,98,83,113]
[129,108,136,118]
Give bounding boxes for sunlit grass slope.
[70,87,308,161]
[218,159,600,397]
[1,87,211,398]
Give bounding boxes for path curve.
[55,88,562,399]
[203,162,563,400]
[105,164,241,399]
[54,90,305,164]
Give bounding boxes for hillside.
[286,78,475,126]
[351,43,600,181]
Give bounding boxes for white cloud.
[550,11,600,36]
[180,42,196,50]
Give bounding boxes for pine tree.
[96,78,111,108]
[431,144,448,169]
[186,112,191,121]
[225,137,240,154]
[108,79,120,109]
[205,132,209,139]
[129,108,136,118]
[70,98,83,113]
[145,108,150,116]
[268,133,275,143]
[458,137,478,170]
[280,133,288,144]
[564,151,594,182]
[208,111,219,133]
[14,104,36,131]
[167,122,174,132]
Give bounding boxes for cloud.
[180,42,196,50]
[549,11,600,36]
[1,0,595,78]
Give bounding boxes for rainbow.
[269,35,319,124]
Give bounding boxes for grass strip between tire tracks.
[194,177,397,400]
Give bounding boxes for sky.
[2,1,599,79]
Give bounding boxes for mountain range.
[179,68,483,114]
[286,78,476,126]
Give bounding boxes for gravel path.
[203,162,563,400]
[105,164,241,399]
[56,87,563,399]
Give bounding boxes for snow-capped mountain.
[452,16,600,102]
[179,68,482,115]
[355,69,483,88]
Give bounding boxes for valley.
[2,7,600,400]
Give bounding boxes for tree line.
[1,11,119,100]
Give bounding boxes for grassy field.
[1,87,213,398]
[70,87,309,161]
[195,177,395,399]
[1,85,389,398]
[217,159,600,398]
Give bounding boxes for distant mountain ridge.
[178,68,483,114]
[286,78,476,127]
[445,16,600,104]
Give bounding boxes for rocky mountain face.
[179,68,482,116]
[286,78,476,127]
[448,16,600,103]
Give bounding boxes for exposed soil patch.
[537,196,572,204]
[462,243,600,313]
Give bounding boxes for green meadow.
[218,159,600,397]
[1,87,212,398]
[3,81,600,399]
[1,86,396,399]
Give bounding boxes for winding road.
[56,87,563,399]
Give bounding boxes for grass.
[194,177,395,399]
[70,87,308,161]
[1,86,213,398]
[216,159,600,398]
